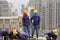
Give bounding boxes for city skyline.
[0,0,60,34]
[7,0,29,16]
[7,0,29,8]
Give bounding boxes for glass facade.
[42,0,58,31]
[42,6,45,30]
[49,3,52,30]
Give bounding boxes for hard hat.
[24,10,28,14]
[12,29,18,36]
[34,9,37,14]
[52,29,58,35]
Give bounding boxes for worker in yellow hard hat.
[23,10,28,15]
[9,28,18,39]
[12,29,18,36]
[31,9,40,38]
[46,28,58,40]
[52,28,58,35]
[22,10,30,38]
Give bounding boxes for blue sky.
[7,0,29,16]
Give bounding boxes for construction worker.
[22,10,30,38]
[46,28,58,40]
[18,27,28,40]
[9,28,18,39]
[0,29,9,40]
[31,9,40,38]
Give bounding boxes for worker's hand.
[32,20,34,23]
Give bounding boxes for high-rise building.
[0,0,11,17]
[42,0,58,30]
[0,0,18,30]
[0,0,17,17]
[30,9,34,18]
[11,9,18,16]
[41,6,45,30]
[57,0,60,24]
[28,0,35,7]
[41,0,47,30]
[21,4,25,14]
[28,0,42,14]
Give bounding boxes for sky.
[7,0,29,8]
[7,0,29,16]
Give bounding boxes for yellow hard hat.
[52,29,58,35]
[24,10,28,14]
[34,9,37,14]
[12,29,18,36]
